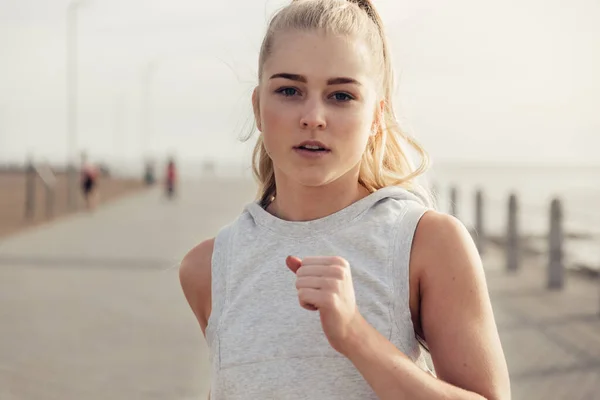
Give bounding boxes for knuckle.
[334,279,344,292]
[332,265,346,279]
[331,256,349,268]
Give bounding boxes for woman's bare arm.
[340,211,510,399]
[416,211,510,398]
[179,238,214,399]
[179,238,214,334]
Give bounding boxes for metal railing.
[434,183,600,316]
[24,161,59,220]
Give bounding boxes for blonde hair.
[243,0,432,207]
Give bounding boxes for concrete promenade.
[1,177,598,399]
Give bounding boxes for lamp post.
[66,0,87,209]
[0,106,5,165]
[114,92,126,167]
[141,59,161,185]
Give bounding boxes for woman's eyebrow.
[326,77,361,86]
[269,73,307,83]
[269,73,362,86]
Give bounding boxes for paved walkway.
[482,246,600,400]
[0,178,256,400]
[1,177,599,399]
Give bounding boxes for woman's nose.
[299,99,327,130]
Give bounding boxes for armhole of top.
[205,223,233,345]
[390,201,429,351]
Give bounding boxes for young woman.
[180,1,511,399]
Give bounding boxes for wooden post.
[475,189,485,255]
[506,193,519,272]
[24,161,36,220]
[548,198,564,289]
[67,163,79,210]
[45,184,55,219]
[450,186,458,218]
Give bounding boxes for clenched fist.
[286,255,363,354]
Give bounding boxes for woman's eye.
[277,88,299,97]
[332,92,354,102]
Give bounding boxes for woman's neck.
[266,170,370,222]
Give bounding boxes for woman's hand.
[286,255,363,354]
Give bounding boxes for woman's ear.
[252,87,262,132]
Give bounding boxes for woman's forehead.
[263,30,376,84]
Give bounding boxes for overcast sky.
[0,0,598,167]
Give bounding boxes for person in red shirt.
[165,158,177,199]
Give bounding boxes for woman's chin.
[276,163,352,188]
[276,163,359,189]
[292,169,338,188]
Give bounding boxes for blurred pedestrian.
[80,152,99,211]
[165,158,177,199]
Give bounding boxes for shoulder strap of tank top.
[389,200,429,332]
[389,201,436,375]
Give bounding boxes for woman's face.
[254,30,381,188]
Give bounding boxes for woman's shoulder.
[410,210,480,280]
[180,238,215,273]
[179,238,215,335]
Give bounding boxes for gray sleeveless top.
[206,186,432,399]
